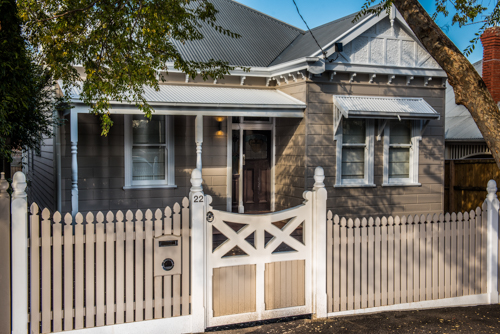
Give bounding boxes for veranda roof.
[66,84,306,117]
[333,95,440,120]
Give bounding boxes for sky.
[235,0,494,64]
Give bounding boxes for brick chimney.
[481,27,500,103]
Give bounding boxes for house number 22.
[193,195,204,203]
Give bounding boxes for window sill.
[382,182,421,187]
[334,183,376,188]
[123,185,178,190]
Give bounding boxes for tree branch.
[36,0,100,23]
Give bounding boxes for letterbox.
[154,235,182,276]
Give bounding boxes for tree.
[18,0,243,135]
[0,0,64,177]
[358,0,500,169]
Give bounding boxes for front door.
[243,130,271,212]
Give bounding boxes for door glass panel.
[245,132,268,160]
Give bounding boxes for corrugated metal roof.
[67,84,306,108]
[172,0,303,67]
[333,95,440,119]
[270,10,369,66]
[444,59,483,140]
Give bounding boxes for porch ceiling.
[67,84,306,117]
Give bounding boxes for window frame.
[334,118,375,187]
[124,114,176,189]
[382,120,421,186]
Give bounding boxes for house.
[27,0,447,217]
[444,27,500,213]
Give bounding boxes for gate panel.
[265,260,305,310]
[206,192,313,327]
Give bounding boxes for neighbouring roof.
[67,84,306,109]
[445,60,483,140]
[172,0,304,67]
[333,95,440,119]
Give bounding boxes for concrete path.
[207,304,500,333]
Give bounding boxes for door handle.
[242,154,245,165]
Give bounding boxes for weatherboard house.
[27,0,447,217]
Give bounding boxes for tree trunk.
[392,0,500,169]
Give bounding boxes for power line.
[291,0,327,59]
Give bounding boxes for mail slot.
[154,235,182,276]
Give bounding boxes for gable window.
[335,118,375,187]
[124,115,175,188]
[383,120,420,186]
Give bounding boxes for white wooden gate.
[205,192,314,327]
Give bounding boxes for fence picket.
[327,212,333,313]
[181,198,190,316]
[432,214,439,300]
[374,217,381,307]
[52,212,63,332]
[463,211,470,296]
[413,215,420,303]
[64,213,74,330]
[30,204,41,334]
[85,213,95,328]
[407,215,414,303]
[145,210,154,320]
[361,218,368,309]
[340,217,347,311]
[367,217,375,308]
[333,215,340,312]
[381,217,388,306]
[125,211,134,322]
[425,215,432,301]
[164,206,173,318]
[470,210,477,295]
[106,212,115,325]
[354,218,361,310]
[136,210,145,322]
[173,204,181,317]
[438,214,445,299]
[41,209,51,334]
[347,219,354,310]
[95,212,105,327]
[475,208,482,295]
[400,216,407,305]
[75,213,85,329]
[456,212,463,297]
[450,212,457,298]
[394,216,401,306]
[387,217,394,306]
[481,202,488,293]
[115,211,125,324]
[154,210,163,319]
[419,215,425,302]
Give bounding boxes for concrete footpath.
[206,304,500,333]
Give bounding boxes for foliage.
[0,0,65,163]
[356,0,498,56]
[18,0,245,135]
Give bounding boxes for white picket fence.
[5,169,500,334]
[28,202,190,334]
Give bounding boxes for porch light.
[215,116,224,136]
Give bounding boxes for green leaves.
[18,0,241,135]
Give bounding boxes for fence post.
[312,166,328,318]
[189,168,206,332]
[485,179,499,304]
[11,172,28,334]
[0,173,10,334]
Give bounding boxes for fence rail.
[28,199,190,334]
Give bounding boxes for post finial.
[313,166,325,190]
[487,179,498,201]
[12,171,27,199]
[190,168,203,193]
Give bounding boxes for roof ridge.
[226,0,305,33]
